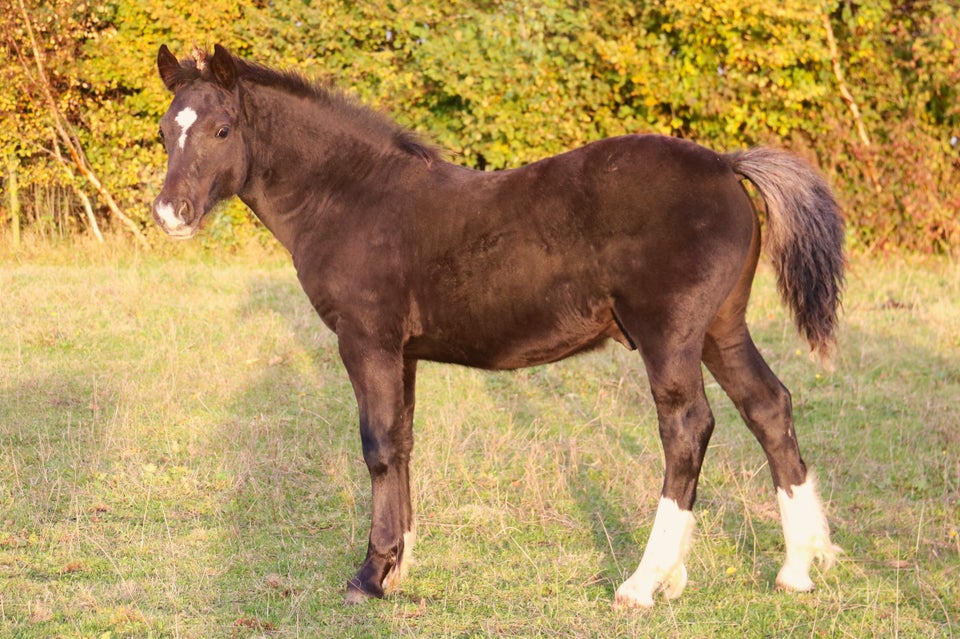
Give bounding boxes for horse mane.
[173,48,440,164]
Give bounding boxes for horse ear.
[210,44,237,90]
[157,44,181,92]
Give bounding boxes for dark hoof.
[344,577,383,605]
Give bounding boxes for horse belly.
[405,290,630,370]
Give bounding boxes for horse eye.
[158,127,165,142]
[215,127,230,139]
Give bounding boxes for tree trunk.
[15,0,148,248]
[822,12,882,196]
[6,153,20,249]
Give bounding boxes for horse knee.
[360,430,393,476]
[359,420,412,477]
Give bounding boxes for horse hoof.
[344,578,383,605]
[613,581,656,609]
[344,586,371,605]
[613,592,655,610]
[775,566,815,593]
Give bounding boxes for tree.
[820,0,960,252]
[1,0,145,243]
[1,0,957,252]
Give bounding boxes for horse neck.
[237,82,413,253]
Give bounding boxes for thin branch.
[15,0,149,247]
[6,153,21,249]
[52,134,103,242]
[822,11,883,195]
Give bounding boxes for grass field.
[1,241,958,638]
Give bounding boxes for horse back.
[388,135,756,368]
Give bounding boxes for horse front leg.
[339,336,417,604]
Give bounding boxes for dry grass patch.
[1,245,957,637]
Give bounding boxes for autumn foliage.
[1,0,958,253]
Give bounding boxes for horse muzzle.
[152,196,200,239]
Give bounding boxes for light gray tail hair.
[726,148,846,365]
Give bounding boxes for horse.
[152,44,844,608]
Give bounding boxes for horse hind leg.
[613,312,715,608]
[701,319,840,592]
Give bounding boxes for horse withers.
[153,44,844,608]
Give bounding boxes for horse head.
[153,44,248,239]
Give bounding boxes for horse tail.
[725,147,846,365]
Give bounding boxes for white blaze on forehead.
[155,201,184,230]
[175,107,198,150]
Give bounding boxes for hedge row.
[2,0,958,252]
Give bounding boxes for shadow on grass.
[220,273,658,618]
[207,274,395,636]
[0,367,153,636]
[478,360,658,598]
[0,371,119,527]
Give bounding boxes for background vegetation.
[1,0,959,253]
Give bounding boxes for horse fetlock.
[776,538,842,592]
[344,544,398,605]
[661,563,689,600]
[615,497,696,607]
[345,528,416,604]
[381,529,416,592]
[775,474,841,593]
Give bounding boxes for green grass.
[1,241,957,638]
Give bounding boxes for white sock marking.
[615,497,695,608]
[175,107,197,150]
[776,475,841,592]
